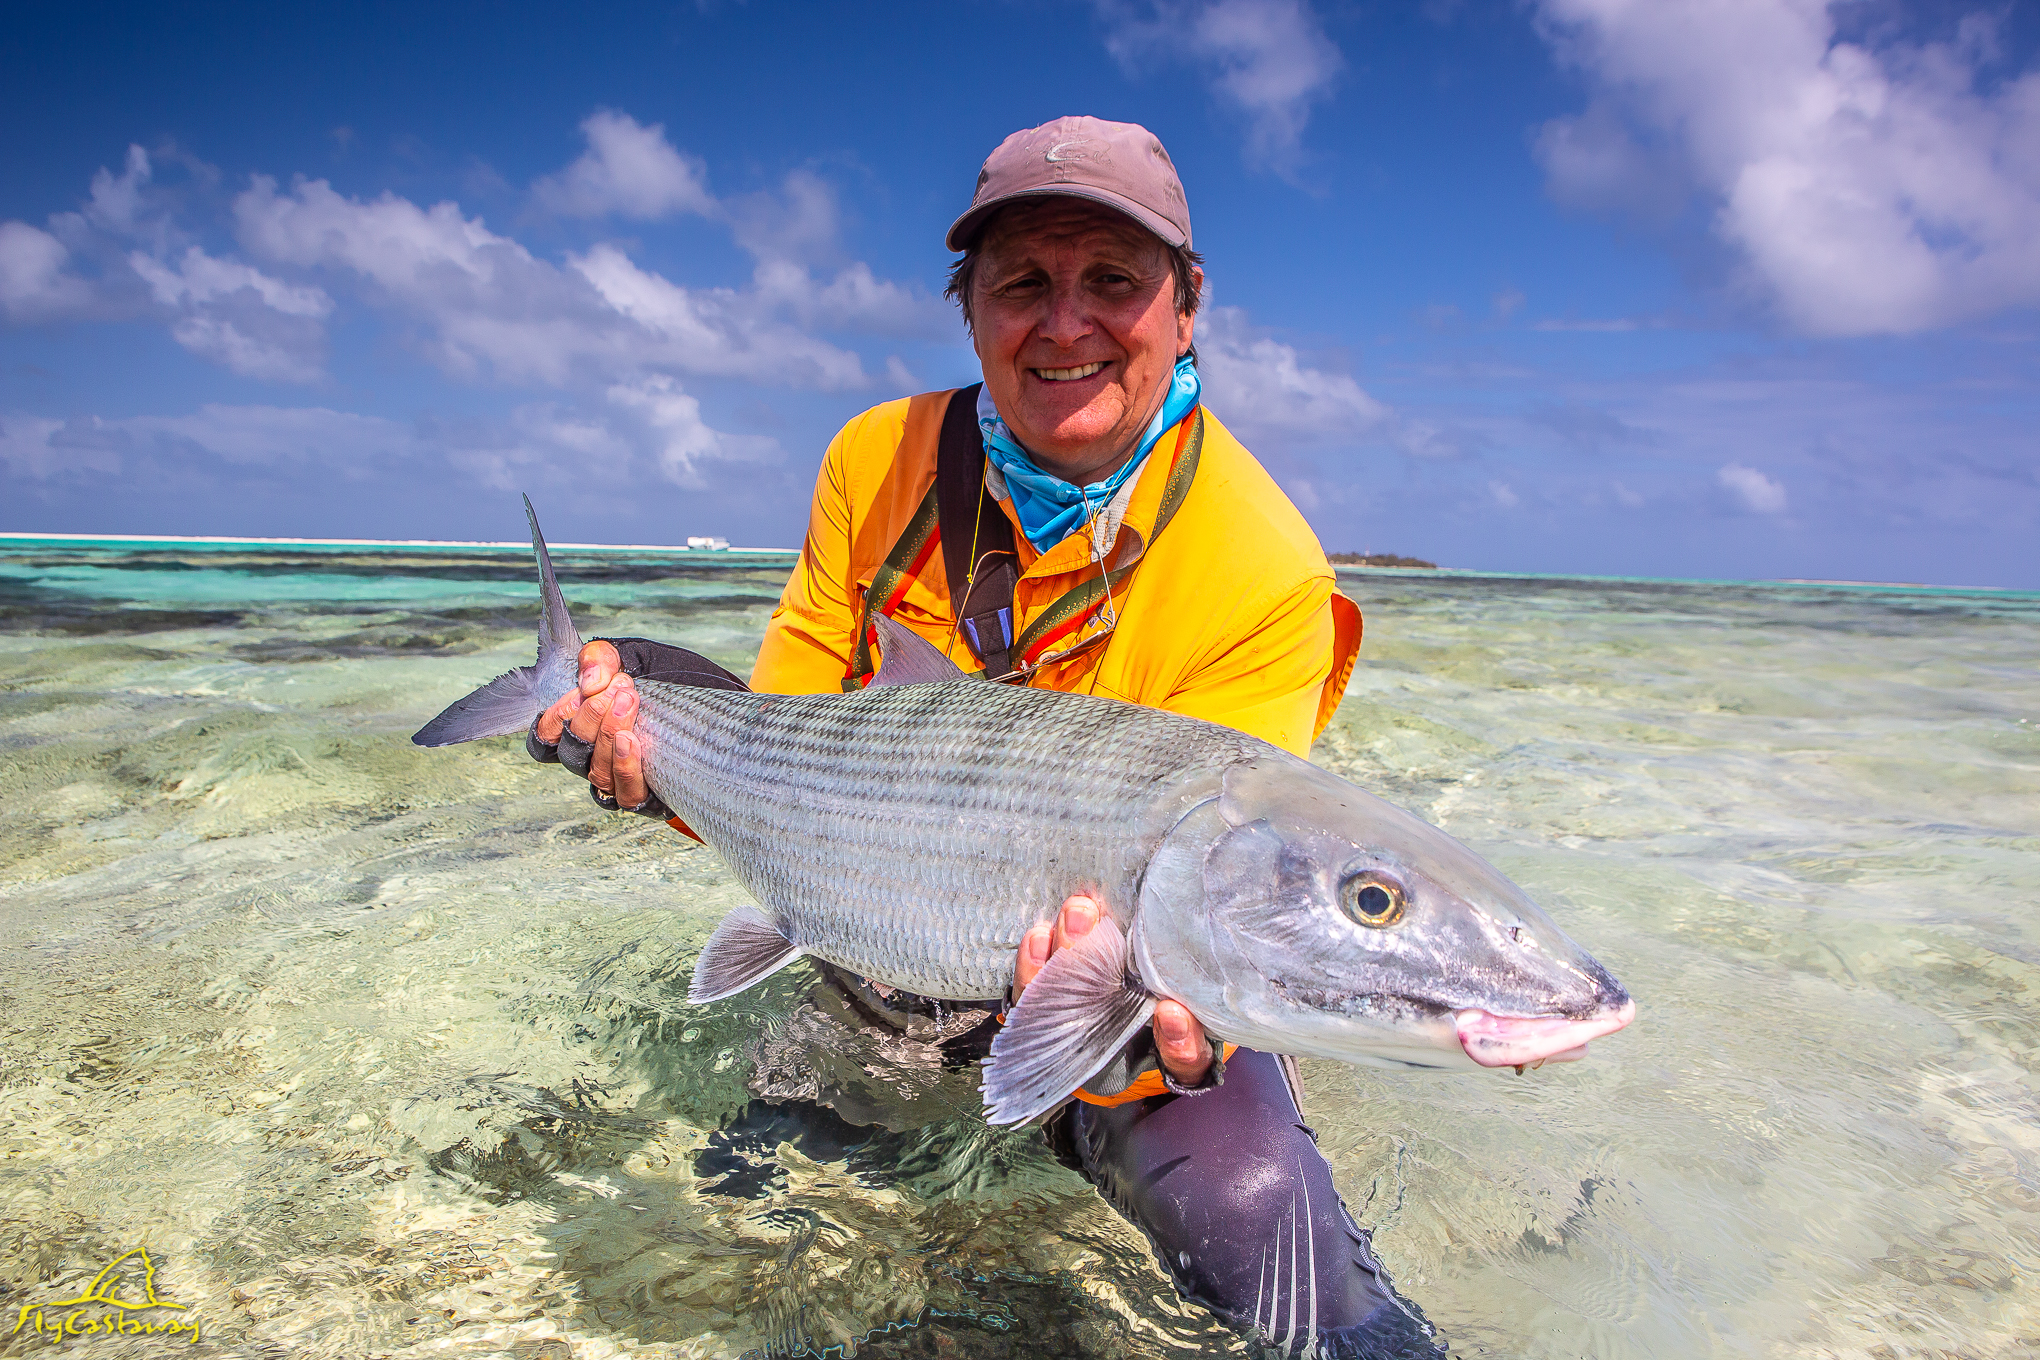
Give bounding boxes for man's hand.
[1012,893,1213,1087]
[536,640,650,809]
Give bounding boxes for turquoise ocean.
[2,537,2036,1358]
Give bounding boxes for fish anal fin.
[981,917,1156,1126]
[870,613,969,687]
[689,905,803,1003]
[666,815,705,844]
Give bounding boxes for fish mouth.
[1454,999,1635,1070]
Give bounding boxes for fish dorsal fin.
[980,916,1157,1125]
[869,613,970,687]
[689,905,804,1003]
[524,493,582,669]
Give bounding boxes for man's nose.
[1035,281,1095,349]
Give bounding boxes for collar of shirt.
[986,403,1197,582]
[976,356,1201,553]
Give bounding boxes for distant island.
[1328,552,1437,569]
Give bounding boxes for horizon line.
[0,530,799,554]
[0,531,2025,596]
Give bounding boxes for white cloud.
[1533,0,2040,334]
[1099,0,1344,169]
[235,175,871,389]
[129,246,333,382]
[571,243,871,387]
[730,170,953,335]
[1196,304,1388,439]
[1,415,104,478]
[8,113,939,447]
[1489,480,1521,508]
[1718,461,1788,514]
[1532,101,1687,222]
[727,168,838,264]
[85,145,153,233]
[4,389,776,498]
[750,258,950,338]
[1,405,417,484]
[130,245,330,317]
[0,222,91,320]
[605,374,778,489]
[532,111,715,220]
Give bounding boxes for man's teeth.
[1035,362,1106,381]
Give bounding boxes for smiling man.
[534,117,1440,1357]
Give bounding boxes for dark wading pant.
[1043,1049,1443,1359]
[714,970,1445,1359]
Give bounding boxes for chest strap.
[936,384,1021,678]
[843,390,1203,689]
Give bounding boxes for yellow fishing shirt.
[752,389,1361,757]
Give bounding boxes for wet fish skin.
[414,499,1635,1124]
[629,677,1251,1000]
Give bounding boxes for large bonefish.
[416,499,1635,1124]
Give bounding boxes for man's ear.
[1178,266,1204,355]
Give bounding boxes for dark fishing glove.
[528,636,745,819]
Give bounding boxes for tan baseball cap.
[946,115,1192,253]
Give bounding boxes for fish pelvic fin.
[412,494,584,747]
[689,905,805,1003]
[981,916,1158,1126]
[869,613,970,687]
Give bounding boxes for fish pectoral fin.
[981,917,1157,1126]
[689,905,804,1003]
[868,614,970,686]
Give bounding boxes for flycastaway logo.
[11,1248,201,1346]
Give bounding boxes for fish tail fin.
[412,495,585,747]
[525,492,582,679]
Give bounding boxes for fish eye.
[1340,872,1406,928]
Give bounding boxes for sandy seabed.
[2,544,2036,1358]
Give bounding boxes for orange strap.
[1073,1043,1240,1107]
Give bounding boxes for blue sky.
[4,0,2036,587]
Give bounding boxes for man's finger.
[590,677,637,793]
[577,640,621,697]
[536,690,581,744]
[1012,924,1052,1001]
[613,730,648,810]
[1154,1001,1213,1085]
[1053,894,1101,954]
[569,682,613,744]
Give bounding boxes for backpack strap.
[936,383,1021,678]
[841,480,940,691]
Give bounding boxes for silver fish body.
[415,499,1635,1125]
[630,677,1253,1000]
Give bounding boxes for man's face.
[970,198,1199,483]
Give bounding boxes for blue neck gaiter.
[978,356,1201,552]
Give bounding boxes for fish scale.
[629,677,1257,999]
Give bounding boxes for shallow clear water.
[2,544,2036,1359]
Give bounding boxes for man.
[534,117,1442,1358]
